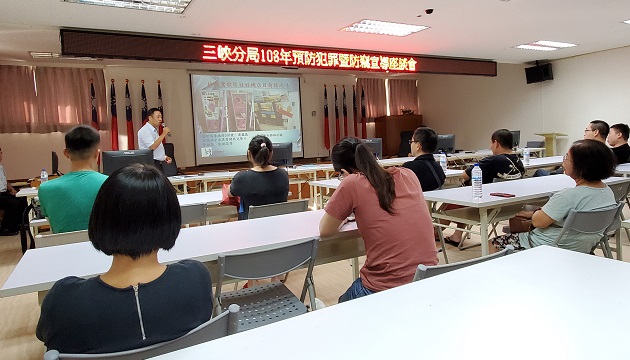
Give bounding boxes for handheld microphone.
[162,123,172,137]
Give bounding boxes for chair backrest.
[526,140,545,148]
[247,199,309,219]
[215,238,318,301]
[180,203,208,226]
[413,245,514,281]
[35,230,89,248]
[554,203,624,247]
[608,181,630,203]
[43,304,240,360]
[163,143,178,177]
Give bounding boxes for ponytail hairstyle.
[248,135,273,167]
[331,137,396,214]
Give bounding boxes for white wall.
[6,45,630,179]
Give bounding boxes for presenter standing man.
[138,108,171,172]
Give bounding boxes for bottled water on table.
[471,163,482,199]
[523,147,530,165]
[440,153,448,172]
[40,169,48,184]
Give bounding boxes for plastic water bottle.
[471,163,482,199]
[440,153,448,172]
[40,169,48,183]
[523,147,530,165]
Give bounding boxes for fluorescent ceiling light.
[531,40,576,48]
[29,51,101,60]
[341,19,429,37]
[62,0,192,14]
[623,20,630,25]
[515,44,557,51]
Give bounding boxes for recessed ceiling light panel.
[62,0,192,14]
[531,40,576,48]
[515,44,557,51]
[623,20,630,25]
[341,19,429,37]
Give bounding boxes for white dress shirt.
[0,165,7,193]
[138,122,165,161]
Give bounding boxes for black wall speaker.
[525,63,553,84]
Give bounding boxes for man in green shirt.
[39,125,108,233]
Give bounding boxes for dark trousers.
[0,192,28,231]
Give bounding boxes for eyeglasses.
[337,173,344,181]
[408,140,417,145]
[584,129,593,133]
[563,153,569,161]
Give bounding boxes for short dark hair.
[88,164,181,260]
[413,127,438,153]
[248,135,273,167]
[611,123,629,141]
[590,120,609,138]
[65,125,100,161]
[147,108,161,118]
[569,139,615,182]
[491,129,513,150]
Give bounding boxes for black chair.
[163,143,178,177]
[398,131,414,157]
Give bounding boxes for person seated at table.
[607,123,630,164]
[491,139,616,253]
[39,125,108,233]
[443,129,525,246]
[319,137,438,303]
[402,126,445,192]
[36,164,213,354]
[534,120,609,177]
[0,147,27,236]
[229,135,289,220]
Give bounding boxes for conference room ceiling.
[1,0,630,65]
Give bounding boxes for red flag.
[334,85,340,143]
[323,85,330,150]
[141,80,148,126]
[361,86,367,139]
[125,79,135,150]
[157,80,165,144]
[90,79,99,130]
[342,85,348,137]
[110,79,119,150]
[352,85,358,137]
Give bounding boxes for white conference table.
[310,169,465,209]
[424,175,630,256]
[0,210,362,299]
[153,246,630,360]
[615,163,630,176]
[523,155,563,170]
[176,191,223,207]
[15,187,38,201]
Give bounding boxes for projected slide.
[191,74,302,165]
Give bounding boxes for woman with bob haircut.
[492,139,617,253]
[229,135,289,220]
[319,137,438,303]
[36,164,213,354]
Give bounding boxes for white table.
[523,155,563,170]
[310,169,465,209]
[615,163,630,176]
[15,187,38,201]
[152,246,630,360]
[177,191,223,207]
[0,210,361,298]
[424,175,630,256]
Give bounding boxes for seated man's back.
[39,171,107,233]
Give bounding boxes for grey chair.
[214,237,319,332]
[606,181,630,259]
[552,203,624,258]
[247,199,309,219]
[35,230,89,248]
[413,245,514,281]
[43,304,240,360]
[180,203,208,227]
